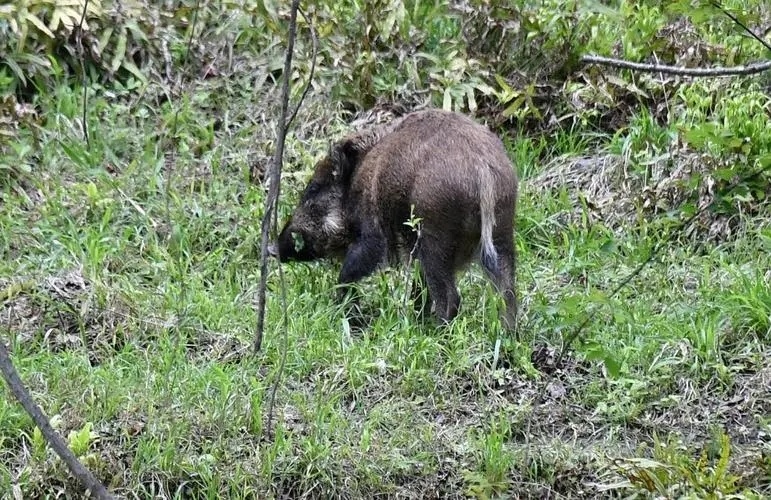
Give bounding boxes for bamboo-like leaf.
[442,88,452,111]
[97,26,113,54]
[502,95,526,117]
[49,10,62,32]
[18,53,52,67]
[111,30,127,73]
[17,19,28,52]
[121,61,147,84]
[60,7,86,30]
[2,58,26,85]
[26,13,56,38]
[58,0,103,15]
[124,21,148,42]
[466,86,477,112]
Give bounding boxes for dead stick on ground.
[580,54,771,76]
[0,338,115,499]
[254,0,302,356]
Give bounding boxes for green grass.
[2,82,769,496]
[2,1,771,498]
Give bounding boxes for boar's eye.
[304,182,321,198]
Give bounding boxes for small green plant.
[67,421,98,458]
[615,432,746,498]
[400,204,424,316]
[30,426,46,462]
[464,413,515,499]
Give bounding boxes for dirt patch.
[183,328,252,364]
[1,269,133,365]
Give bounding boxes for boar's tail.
[479,165,500,279]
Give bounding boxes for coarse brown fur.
[272,108,519,331]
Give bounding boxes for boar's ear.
[330,138,361,184]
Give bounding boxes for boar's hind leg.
[418,237,460,325]
[483,229,518,338]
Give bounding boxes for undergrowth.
[1,0,770,498]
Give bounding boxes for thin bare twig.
[285,7,318,130]
[580,55,771,76]
[710,1,771,53]
[270,15,317,419]
[253,0,304,438]
[0,337,115,499]
[76,0,90,146]
[254,0,302,354]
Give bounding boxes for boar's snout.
[267,241,279,258]
[273,222,317,262]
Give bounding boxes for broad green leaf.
[578,0,622,17]
[124,21,148,42]
[448,57,466,72]
[60,7,85,30]
[599,237,617,254]
[474,82,496,96]
[48,10,62,32]
[18,53,52,67]
[679,202,697,218]
[466,87,477,112]
[502,95,526,117]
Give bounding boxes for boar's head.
[272,141,361,262]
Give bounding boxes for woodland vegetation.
[1,0,770,497]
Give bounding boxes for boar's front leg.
[336,227,387,301]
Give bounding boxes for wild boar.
[270,108,518,331]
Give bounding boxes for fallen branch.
[580,54,771,76]
[0,338,115,499]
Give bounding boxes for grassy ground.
[2,2,771,499]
